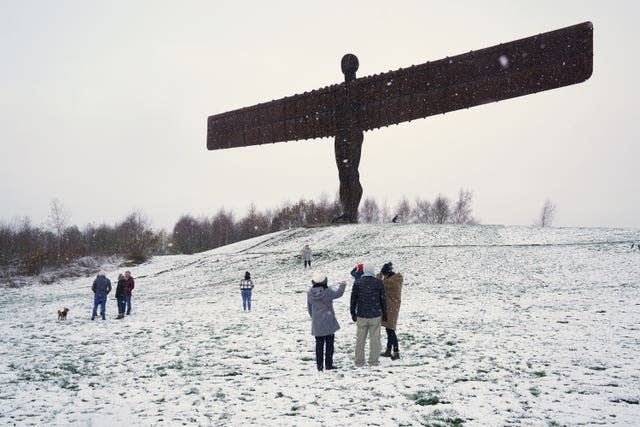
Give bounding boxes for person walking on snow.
[91,270,112,320]
[240,271,254,311]
[377,262,403,360]
[307,273,346,371]
[124,270,135,315]
[302,245,313,268]
[350,263,387,367]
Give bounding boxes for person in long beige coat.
[377,262,403,360]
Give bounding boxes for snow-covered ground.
[1,224,639,426]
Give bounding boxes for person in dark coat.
[377,262,403,360]
[307,273,346,371]
[124,270,135,315]
[350,263,387,367]
[350,263,364,281]
[115,273,127,319]
[91,270,112,320]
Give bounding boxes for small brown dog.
[57,307,69,320]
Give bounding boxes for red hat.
[356,263,364,271]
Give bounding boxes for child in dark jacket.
[350,263,364,280]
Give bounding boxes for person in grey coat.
[302,245,313,268]
[307,273,346,371]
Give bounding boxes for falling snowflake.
[499,55,509,69]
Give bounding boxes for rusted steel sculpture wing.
[207,84,341,150]
[357,21,593,131]
[207,21,592,151]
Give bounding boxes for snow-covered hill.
[1,224,639,426]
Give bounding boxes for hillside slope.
[1,224,639,426]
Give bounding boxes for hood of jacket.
[308,286,328,301]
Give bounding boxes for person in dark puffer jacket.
[91,270,112,320]
[350,263,387,367]
[307,273,346,371]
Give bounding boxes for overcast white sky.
[1,1,638,230]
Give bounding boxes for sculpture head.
[341,53,359,81]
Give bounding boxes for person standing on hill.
[91,270,112,320]
[240,271,254,311]
[124,270,135,315]
[350,263,364,281]
[350,263,387,367]
[115,273,127,319]
[307,273,346,371]
[302,245,313,268]
[377,262,403,360]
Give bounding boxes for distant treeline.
[0,189,474,276]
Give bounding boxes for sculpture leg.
[333,130,363,223]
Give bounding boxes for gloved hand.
[352,315,357,322]
[382,314,388,322]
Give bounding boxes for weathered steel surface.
[207,22,592,150]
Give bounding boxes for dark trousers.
[315,334,335,371]
[117,298,126,314]
[304,260,311,268]
[385,327,399,352]
[125,295,132,314]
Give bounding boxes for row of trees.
[359,189,476,225]
[0,205,161,276]
[171,189,477,254]
[2,190,556,276]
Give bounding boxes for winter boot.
[116,314,124,319]
[101,315,106,320]
[91,316,95,320]
[380,348,392,357]
[391,351,400,360]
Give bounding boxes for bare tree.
[451,188,475,224]
[47,198,71,262]
[238,203,271,239]
[395,197,412,223]
[412,197,432,223]
[359,197,380,223]
[117,210,159,262]
[433,194,451,224]
[538,199,557,227]
[380,200,391,223]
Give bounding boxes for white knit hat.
[363,263,376,277]
[312,273,327,285]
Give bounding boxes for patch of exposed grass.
[421,409,465,426]
[407,391,440,406]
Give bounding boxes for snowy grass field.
[1,224,639,426]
